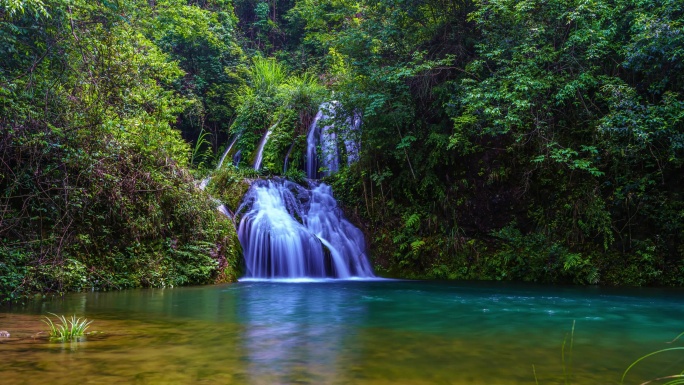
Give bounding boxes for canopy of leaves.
[3,0,684,300]
[266,0,684,285]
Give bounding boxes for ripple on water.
[1,281,684,384]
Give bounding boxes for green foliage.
[233,0,292,53]
[42,313,93,341]
[487,225,599,284]
[228,55,324,172]
[145,0,246,170]
[0,0,242,303]
[302,0,684,285]
[0,0,48,19]
[208,167,253,212]
[191,128,215,170]
[283,168,307,184]
[2,0,684,293]
[250,56,287,95]
[0,247,30,302]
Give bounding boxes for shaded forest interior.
[1,0,683,301]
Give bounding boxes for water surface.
[1,280,683,384]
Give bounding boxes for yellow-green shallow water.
[1,280,683,384]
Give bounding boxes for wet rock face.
[0,331,10,338]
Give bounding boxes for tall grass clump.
[228,57,326,173]
[281,73,325,108]
[250,57,287,96]
[42,313,93,341]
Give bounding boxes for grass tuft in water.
[534,321,576,384]
[42,312,93,341]
[621,346,684,384]
[620,330,684,384]
[561,320,575,384]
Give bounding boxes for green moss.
[208,168,253,212]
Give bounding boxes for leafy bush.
[0,0,242,303]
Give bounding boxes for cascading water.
[306,102,361,179]
[233,150,242,167]
[306,103,337,178]
[306,110,323,179]
[237,179,374,279]
[253,121,278,171]
[282,141,295,174]
[216,135,239,170]
[218,204,232,218]
[320,123,340,176]
[198,135,240,191]
[345,113,361,165]
[227,103,372,280]
[199,177,211,190]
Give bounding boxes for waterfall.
[199,177,211,190]
[216,135,239,170]
[237,179,374,279]
[320,121,340,177]
[306,109,323,179]
[252,131,271,171]
[233,149,242,167]
[282,141,295,174]
[253,121,278,171]
[306,102,361,179]
[218,103,370,280]
[306,103,339,178]
[198,134,240,191]
[345,113,361,165]
[218,204,232,217]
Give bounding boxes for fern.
[404,213,421,229]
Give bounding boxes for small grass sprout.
[42,313,93,341]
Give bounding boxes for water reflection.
[2,281,684,384]
[237,283,365,383]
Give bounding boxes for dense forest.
[1,0,683,302]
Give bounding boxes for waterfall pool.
[1,280,683,384]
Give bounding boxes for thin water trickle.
[198,177,211,190]
[232,149,242,167]
[253,121,278,171]
[216,135,239,170]
[345,112,361,165]
[307,102,340,178]
[283,140,295,174]
[217,204,232,217]
[306,108,323,179]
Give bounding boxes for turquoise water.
[1,280,683,384]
